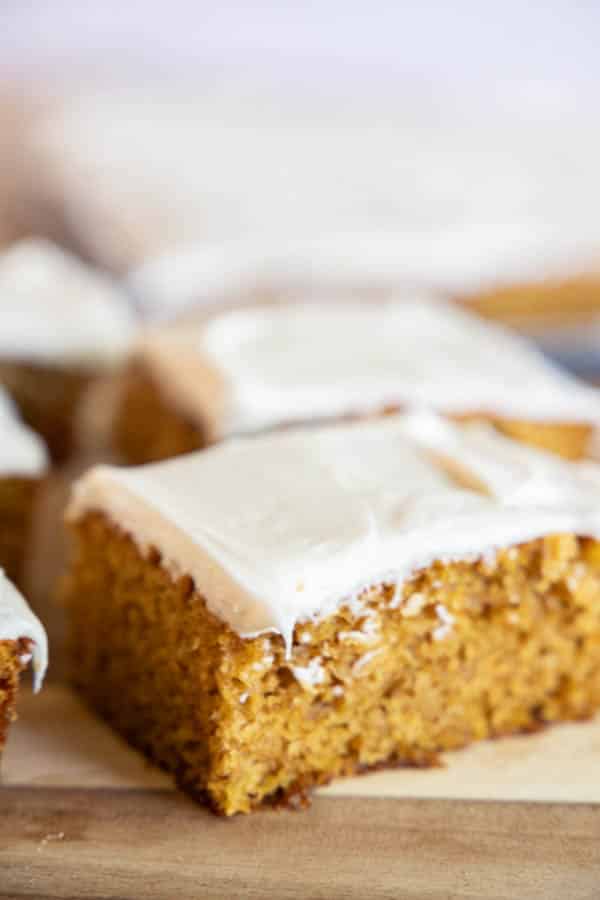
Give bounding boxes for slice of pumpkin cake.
[65,412,600,814]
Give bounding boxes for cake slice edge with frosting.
[65,412,600,813]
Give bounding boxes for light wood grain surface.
[3,685,600,898]
[3,787,600,900]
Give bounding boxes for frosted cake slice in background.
[0,237,135,461]
[114,297,600,464]
[0,387,48,587]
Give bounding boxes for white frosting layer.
[0,238,135,368]
[0,570,48,691]
[0,386,48,477]
[129,228,600,321]
[138,299,600,434]
[68,412,600,652]
[0,385,17,420]
[0,420,48,477]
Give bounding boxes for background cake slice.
[0,389,48,587]
[114,297,600,464]
[129,229,600,327]
[65,412,600,815]
[0,237,135,461]
[0,570,48,757]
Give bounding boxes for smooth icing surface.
[0,238,135,367]
[136,299,600,435]
[68,411,600,653]
[0,570,48,691]
[0,387,48,476]
[129,228,600,320]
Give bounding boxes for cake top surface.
[68,411,600,650]
[0,386,48,477]
[129,228,600,321]
[0,238,135,367]
[136,298,600,434]
[0,570,48,691]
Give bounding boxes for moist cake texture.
[0,238,134,459]
[66,412,600,814]
[0,570,48,756]
[114,298,600,464]
[0,390,48,586]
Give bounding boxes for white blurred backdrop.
[2,1,598,114]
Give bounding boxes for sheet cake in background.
[114,297,600,465]
[0,238,135,461]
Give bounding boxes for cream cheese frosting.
[0,238,135,368]
[129,228,600,321]
[135,298,600,436]
[0,387,48,477]
[0,570,48,691]
[68,411,600,653]
[0,384,17,420]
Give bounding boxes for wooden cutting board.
[2,684,600,899]
[3,467,600,899]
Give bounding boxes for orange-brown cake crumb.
[114,362,206,464]
[64,514,600,815]
[114,359,594,464]
[0,638,31,754]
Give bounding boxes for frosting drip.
[68,412,600,652]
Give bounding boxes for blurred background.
[1,3,599,236]
[1,1,600,361]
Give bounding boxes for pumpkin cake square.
[0,237,135,461]
[65,412,600,815]
[0,387,48,587]
[114,297,600,464]
[0,570,48,757]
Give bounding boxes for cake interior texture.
[0,359,93,461]
[0,476,39,587]
[114,361,593,464]
[114,362,206,464]
[0,637,30,754]
[65,513,600,815]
